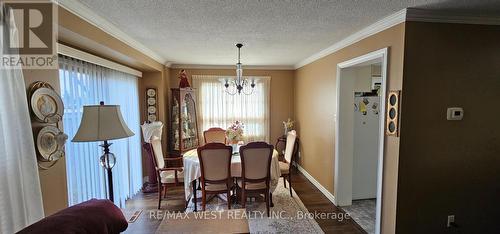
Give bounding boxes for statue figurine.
[178,69,191,88]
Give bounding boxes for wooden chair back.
[284,130,297,163]
[197,143,232,183]
[143,142,161,181]
[240,142,273,183]
[150,138,165,169]
[203,127,227,144]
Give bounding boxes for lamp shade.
[72,105,134,142]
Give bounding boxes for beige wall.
[396,22,500,234]
[169,68,295,144]
[294,23,405,233]
[138,69,170,175]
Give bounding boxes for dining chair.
[142,139,184,209]
[203,127,227,144]
[197,143,233,211]
[239,142,274,216]
[278,130,299,197]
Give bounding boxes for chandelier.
[222,43,256,95]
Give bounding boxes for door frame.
[334,48,388,234]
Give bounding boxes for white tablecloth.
[183,149,281,201]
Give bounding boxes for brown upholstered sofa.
[17,199,128,234]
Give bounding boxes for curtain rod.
[57,43,143,77]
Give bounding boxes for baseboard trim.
[296,164,336,205]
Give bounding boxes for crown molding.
[164,61,173,68]
[406,8,500,25]
[295,8,500,69]
[170,64,295,70]
[56,0,166,64]
[55,2,500,71]
[294,9,407,69]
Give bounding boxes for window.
[192,75,270,142]
[59,55,142,207]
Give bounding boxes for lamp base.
[100,140,114,202]
[106,167,114,202]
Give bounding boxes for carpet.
[183,178,324,233]
[156,209,250,234]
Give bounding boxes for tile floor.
[341,199,376,234]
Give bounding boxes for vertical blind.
[192,75,271,142]
[59,55,142,208]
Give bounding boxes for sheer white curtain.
[192,75,270,142]
[0,6,44,233]
[59,55,142,208]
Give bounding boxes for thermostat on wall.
[447,107,464,121]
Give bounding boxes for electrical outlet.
[447,215,455,228]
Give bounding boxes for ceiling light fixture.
[222,43,256,95]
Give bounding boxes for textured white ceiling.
[76,0,500,66]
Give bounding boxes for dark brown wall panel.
[397,21,500,234]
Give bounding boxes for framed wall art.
[146,88,158,123]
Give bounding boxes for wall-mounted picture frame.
[386,90,401,137]
[146,88,158,123]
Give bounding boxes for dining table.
[183,148,281,211]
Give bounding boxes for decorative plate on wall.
[147,97,156,105]
[147,89,156,97]
[145,88,158,123]
[28,81,68,170]
[30,87,64,123]
[148,114,157,122]
[36,125,68,161]
[148,106,157,114]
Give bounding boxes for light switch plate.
[447,107,464,120]
[447,215,455,228]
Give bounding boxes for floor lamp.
[72,101,134,202]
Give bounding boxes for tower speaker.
[386,90,400,136]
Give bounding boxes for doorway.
[334,48,388,234]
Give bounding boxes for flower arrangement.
[226,121,244,143]
[283,118,294,135]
